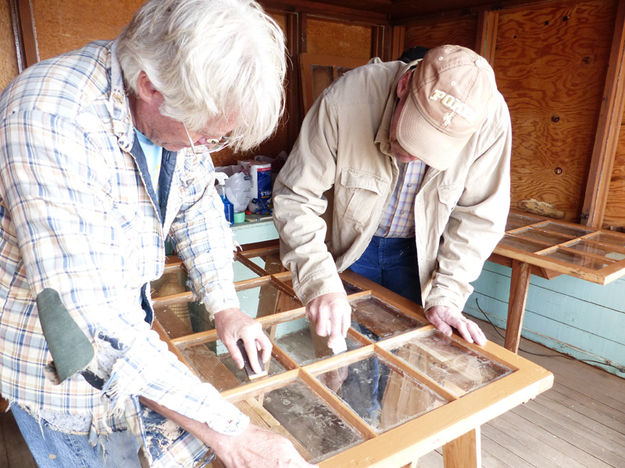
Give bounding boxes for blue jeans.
[349,236,422,305]
[11,404,142,468]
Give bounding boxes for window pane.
[350,297,425,341]
[388,330,511,395]
[316,355,447,433]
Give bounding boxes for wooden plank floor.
[418,317,625,468]
[0,317,623,467]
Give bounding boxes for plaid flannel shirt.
[0,40,248,466]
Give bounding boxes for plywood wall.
[32,0,142,60]
[403,16,477,52]
[306,17,372,58]
[0,0,19,91]
[495,0,617,223]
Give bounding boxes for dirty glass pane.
[233,259,261,282]
[154,303,195,339]
[237,283,303,320]
[350,297,425,341]
[498,234,548,252]
[241,250,286,275]
[259,380,364,462]
[585,232,625,249]
[342,279,364,295]
[515,227,574,244]
[316,355,447,433]
[271,317,362,365]
[180,341,285,392]
[506,212,543,231]
[566,240,625,261]
[388,330,511,395]
[539,248,612,270]
[535,221,593,238]
[151,269,188,298]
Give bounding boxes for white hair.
[117,0,286,151]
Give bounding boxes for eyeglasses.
[183,123,231,154]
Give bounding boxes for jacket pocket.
[435,184,463,232]
[337,169,388,228]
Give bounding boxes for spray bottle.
[215,172,234,224]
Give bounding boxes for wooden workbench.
[491,210,625,352]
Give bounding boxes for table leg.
[442,427,481,468]
[504,260,531,353]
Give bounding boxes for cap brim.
[396,100,471,171]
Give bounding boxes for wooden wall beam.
[10,0,38,70]
[475,9,498,62]
[285,11,303,145]
[390,24,406,62]
[581,0,625,228]
[262,0,387,24]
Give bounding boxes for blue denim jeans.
[11,404,142,468]
[349,236,422,305]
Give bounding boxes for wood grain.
[495,0,617,221]
[404,16,477,52]
[0,0,19,90]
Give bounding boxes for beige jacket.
[273,60,511,312]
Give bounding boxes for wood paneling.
[0,0,19,90]
[494,0,617,222]
[32,0,141,59]
[403,16,478,51]
[305,17,373,58]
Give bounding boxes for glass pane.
[272,317,362,365]
[233,259,261,282]
[539,248,612,270]
[515,227,574,244]
[342,279,364,295]
[498,234,549,252]
[237,283,303,320]
[151,269,188,298]
[242,249,286,275]
[316,355,447,433]
[388,330,511,395]
[259,380,364,462]
[535,221,593,238]
[154,303,194,339]
[586,232,625,249]
[180,341,285,392]
[506,212,543,231]
[350,297,425,341]
[566,240,625,261]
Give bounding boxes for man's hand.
[210,424,317,468]
[425,305,487,346]
[140,397,316,468]
[306,293,351,352]
[214,308,271,374]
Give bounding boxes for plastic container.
[215,172,234,224]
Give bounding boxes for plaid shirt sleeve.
[0,108,248,436]
[168,151,240,316]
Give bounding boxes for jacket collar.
[108,40,135,154]
[374,62,412,158]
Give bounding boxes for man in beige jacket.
[273,45,511,350]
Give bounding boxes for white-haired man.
[274,45,511,353]
[0,0,313,466]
